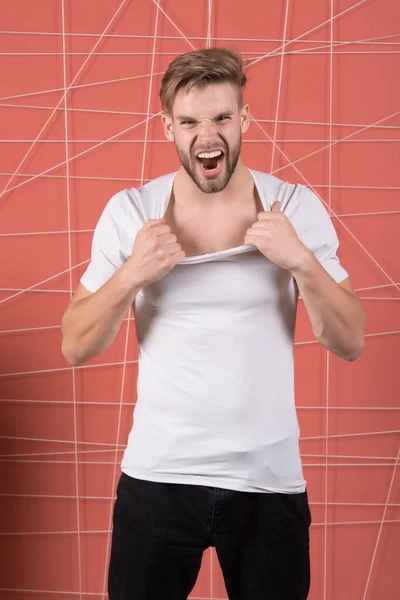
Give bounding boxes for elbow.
[342,336,366,362]
[318,334,366,362]
[61,314,86,366]
[345,316,367,361]
[61,338,85,367]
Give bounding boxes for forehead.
[172,82,239,117]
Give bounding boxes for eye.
[216,115,231,122]
[181,120,195,126]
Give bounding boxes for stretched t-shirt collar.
[158,169,268,265]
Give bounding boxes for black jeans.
[108,472,312,600]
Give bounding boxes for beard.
[175,136,242,194]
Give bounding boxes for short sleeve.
[80,196,128,293]
[297,185,349,283]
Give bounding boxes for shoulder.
[103,171,177,231]
[252,170,334,232]
[285,184,339,248]
[288,184,333,225]
[250,169,297,212]
[252,170,328,218]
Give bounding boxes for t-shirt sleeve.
[80,196,128,293]
[297,185,349,283]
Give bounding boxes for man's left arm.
[290,254,366,361]
[244,194,367,362]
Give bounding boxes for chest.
[164,189,264,257]
[134,251,298,337]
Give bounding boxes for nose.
[198,118,217,132]
[196,119,219,146]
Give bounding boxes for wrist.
[289,246,317,277]
[117,262,143,293]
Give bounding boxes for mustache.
[191,138,227,155]
[191,145,228,157]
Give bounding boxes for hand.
[126,218,186,287]
[244,201,311,272]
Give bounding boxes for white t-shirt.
[81,169,349,494]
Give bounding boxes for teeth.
[197,150,222,159]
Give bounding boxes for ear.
[161,112,174,142]
[240,103,251,135]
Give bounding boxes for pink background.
[0,0,399,598]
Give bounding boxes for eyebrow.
[175,111,234,120]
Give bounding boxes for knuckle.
[143,228,153,239]
[149,236,157,248]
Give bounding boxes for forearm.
[291,251,366,361]
[61,265,142,366]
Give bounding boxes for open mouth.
[195,149,225,175]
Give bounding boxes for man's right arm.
[61,263,142,367]
[61,218,185,366]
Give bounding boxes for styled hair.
[159,47,248,114]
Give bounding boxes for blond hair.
[159,47,248,114]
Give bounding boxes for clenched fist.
[244,201,311,272]
[126,218,185,287]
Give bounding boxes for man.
[61,47,366,600]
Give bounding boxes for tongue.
[201,156,219,170]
